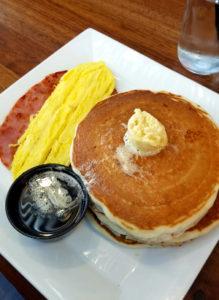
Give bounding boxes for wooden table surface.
[0,0,218,299]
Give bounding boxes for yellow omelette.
[11,61,115,179]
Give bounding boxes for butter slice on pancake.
[71,90,219,245]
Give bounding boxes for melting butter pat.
[126,108,168,156]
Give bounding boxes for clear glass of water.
[178,0,219,75]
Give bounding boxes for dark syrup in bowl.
[6,164,88,239]
[19,170,82,234]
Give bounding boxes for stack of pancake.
[71,90,219,246]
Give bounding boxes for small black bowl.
[5,164,88,240]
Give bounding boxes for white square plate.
[0,28,218,300]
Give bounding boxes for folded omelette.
[11,61,115,179]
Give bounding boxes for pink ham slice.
[0,71,66,169]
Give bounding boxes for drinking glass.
[178,0,219,75]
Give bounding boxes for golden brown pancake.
[71,90,219,244]
[167,191,219,245]
[87,192,219,246]
[188,193,219,232]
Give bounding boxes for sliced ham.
[0,71,66,168]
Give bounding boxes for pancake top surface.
[72,90,219,231]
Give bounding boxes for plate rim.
[0,28,218,300]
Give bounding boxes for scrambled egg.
[11,62,115,179]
